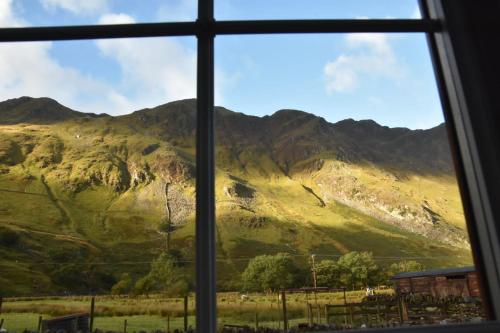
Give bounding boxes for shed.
[392,266,480,298]
[41,313,90,333]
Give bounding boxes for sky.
[0,0,445,129]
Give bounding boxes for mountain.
[0,97,472,295]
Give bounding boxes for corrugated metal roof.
[392,266,475,279]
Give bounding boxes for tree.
[132,252,189,296]
[386,260,425,282]
[315,259,341,288]
[337,252,379,289]
[242,253,300,292]
[133,275,154,296]
[111,273,133,295]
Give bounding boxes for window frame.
[0,0,499,332]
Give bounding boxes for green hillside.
[0,97,473,295]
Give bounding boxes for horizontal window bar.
[0,22,196,42]
[214,19,440,34]
[0,19,439,42]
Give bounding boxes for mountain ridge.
[0,96,471,295]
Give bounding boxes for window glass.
[0,37,197,332]
[216,0,421,21]
[214,33,486,331]
[0,0,197,27]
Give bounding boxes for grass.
[0,290,389,332]
[0,106,474,295]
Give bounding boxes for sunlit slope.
[0,97,472,295]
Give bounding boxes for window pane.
[216,0,421,20]
[215,33,486,331]
[0,37,197,332]
[1,0,196,27]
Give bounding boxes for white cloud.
[96,14,197,108]
[0,0,24,26]
[96,12,228,107]
[40,0,109,15]
[0,2,226,115]
[324,33,402,93]
[0,3,139,115]
[98,13,134,25]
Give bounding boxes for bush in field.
[111,273,133,295]
[385,260,425,282]
[337,251,380,289]
[132,252,190,296]
[133,275,154,295]
[0,228,20,247]
[241,253,300,292]
[316,259,342,288]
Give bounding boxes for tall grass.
[0,290,394,330]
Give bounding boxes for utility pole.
[311,254,317,289]
[311,254,318,309]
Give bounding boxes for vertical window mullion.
[196,0,217,332]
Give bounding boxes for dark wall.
[428,0,500,319]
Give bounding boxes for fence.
[0,295,192,333]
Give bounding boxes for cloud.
[40,0,109,15]
[96,13,197,108]
[0,2,225,115]
[0,3,138,115]
[0,0,24,26]
[97,12,228,106]
[98,13,135,24]
[324,33,402,94]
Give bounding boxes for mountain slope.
[0,97,472,295]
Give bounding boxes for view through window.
[0,34,198,333]
[214,32,485,331]
[0,1,490,333]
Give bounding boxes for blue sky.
[0,0,445,129]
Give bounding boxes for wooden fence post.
[0,296,3,316]
[255,312,259,330]
[281,291,288,333]
[376,298,381,326]
[397,295,408,324]
[184,295,188,332]
[37,315,43,333]
[123,319,127,333]
[90,296,95,333]
[307,303,313,326]
[167,315,170,333]
[343,288,347,327]
[0,318,4,330]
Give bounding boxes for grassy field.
[0,290,389,332]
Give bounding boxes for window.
[1,1,499,333]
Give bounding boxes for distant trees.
[386,260,426,280]
[110,252,192,296]
[0,228,20,247]
[111,273,133,295]
[336,252,380,289]
[242,253,300,292]
[133,252,190,296]
[315,259,341,288]
[240,251,426,292]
